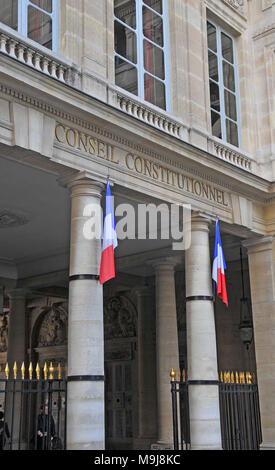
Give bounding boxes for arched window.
[0,0,58,52]
[114,0,170,111]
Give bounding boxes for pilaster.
[243,235,275,450]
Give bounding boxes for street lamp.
[239,247,253,350]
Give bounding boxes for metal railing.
[170,368,190,450]
[219,371,262,450]
[0,361,67,450]
[170,368,262,451]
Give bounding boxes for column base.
[132,438,157,450]
[151,441,174,450]
[260,442,275,450]
[190,444,223,450]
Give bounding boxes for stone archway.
[31,301,68,372]
[29,301,68,447]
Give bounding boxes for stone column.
[185,215,222,450]
[135,286,157,449]
[7,289,27,369]
[6,289,27,448]
[151,258,179,449]
[66,175,105,450]
[243,236,275,450]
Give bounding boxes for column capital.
[190,212,215,233]
[7,288,29,300]
[149,256,182,271]
[242,235,274,254]
[58,170,108,196]
[134,285,153,297]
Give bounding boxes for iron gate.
[0,361,67,450]
[170,369,262,450]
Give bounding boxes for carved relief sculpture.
[104,296,137,339]
[37,303,67,347]
[0,314,8,352]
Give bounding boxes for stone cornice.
[0,78,273,205]
[205,0,247,32]
[252,22,275,40]
[0,57,274,206]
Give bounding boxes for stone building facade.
[0,0,274,450]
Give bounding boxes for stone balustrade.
[114,90,256,174]
[115,91,189,142]
[208,138,256,173]
[0,27,80,87]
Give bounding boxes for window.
[0,0,58,51]
[207,21,241,148]
[114,0,169,111]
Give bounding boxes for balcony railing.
[0,24,80,87]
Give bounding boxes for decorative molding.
[223,0,244,8]
[252,23,275,40]
[0,209,29,228]
[220,0,246,17]
[221,0,245,12]
[262,0,273,11]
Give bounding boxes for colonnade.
[5,175,275,450]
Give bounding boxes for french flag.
[99,180,117,285]
[212,220,228,307]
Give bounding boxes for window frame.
[114,0,170,112]
[1,0,59,52]
[207,19,241,148]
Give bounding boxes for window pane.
[208,51,218,82]
[115,56,138,96]
[28,6,52,49]
[209,81,220,112]
[143,6,163,47]
[143,0,162,14]
[115,21,137,64]
[226,119,239,147]
[211,111,222,139]
[114,0,136,29]
[0,0,18,30]
[223,61,235,92]
[224,90,237,121]
[143,40,164,79]
[207,22,217,52]
[144,73,166,109]
[30,0,52,13]
[221,32,233,63]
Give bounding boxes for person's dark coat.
[36,412,55,450]
[0,412,10,450]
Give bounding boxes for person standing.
[0,411,10,450]
[36,403,55,450]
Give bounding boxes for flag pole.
[212,218,218,302]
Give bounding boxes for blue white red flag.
[99,180,117,284]
[212,220,228,307]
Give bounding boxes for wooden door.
[105,361,133,450]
